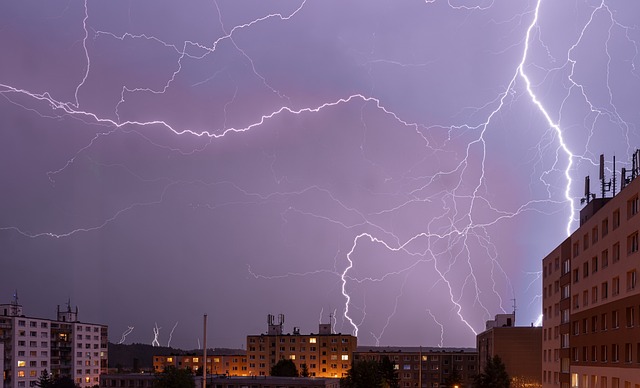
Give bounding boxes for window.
[573,242,580,257]
[309,338,317,344]
[592,286,598,304]
[602,345,608,362]
[561,309,569,323]
[602,249,609,268]
[601,281,608,299]
[583,290,589,307]
[561,333,569,348]
[573,269,580,283]
[341,355,349,361]
[562,259,570,275]
[562,284,570,299]
[592,256,598,273]
[628,195,639,218]
[573,321,579,335]
[592,226,599,244]
[583,234,589,250]
[613,209,620,229]
[583,262,589,278]
[602,218,609,236]
[627,232,639,255]
[627,270,637,291]
[602,313,608,330]
[626,307,635,327]
[613,242,620,263]
[591,315,598,332]
[613,310,619,328]
[613,344,619,362]
[625,343,633,363]
[613,276,620,296]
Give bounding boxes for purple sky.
[1,0,639,349]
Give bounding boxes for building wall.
[543,162,640,388]
[543,238,571,388]
[246,333,356,378]
[355,347,477,388]
[8,317,52,388]
[72,323,109,388]
[481,327,542,386]
[568,176,640,387]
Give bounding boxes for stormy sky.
[1,0,639,349]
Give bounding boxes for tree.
[473,355,510,388]
[379,356,399,388]
[444,367,463,387]
[154,366,195,388]
[35,370,53,388]
[35,371,79,388]
[300,363,310,377]
[340,359,384,388]
[270,359,299,377]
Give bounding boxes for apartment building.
[543,152,640,387]
[153,353,248,376]
[246,314,356,378]
[0,298,108,388]
[477,313,542,387]
[355,346,477,388]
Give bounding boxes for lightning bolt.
[167,321,179,348]
[152,323,161,347]
[118,326,134,345]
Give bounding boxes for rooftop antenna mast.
[600,154,615,198]
[12,290,18,306]
[580,176,595,205]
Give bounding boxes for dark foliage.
[473,355,510,388]
[154,366,195,388]
[270,359,299,377]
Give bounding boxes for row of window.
[572,307,638,334]
[573,343,640,364]
[16,341,48,348]
[16,360,47,368]
[16,320,48,328]
[248,336,349,344]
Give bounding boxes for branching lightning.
[1,0,637,348]
[118,326,135,345]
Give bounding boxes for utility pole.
[203,314,207,388]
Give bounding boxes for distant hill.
[108,342,245,371]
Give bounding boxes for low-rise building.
[476,313,542,387]
[355,346,477,387]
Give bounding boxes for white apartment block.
[1,298,108,388]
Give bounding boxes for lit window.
[341,355,349,361]
[289,355,296,360]
[17,360,26,367]
[309,338,317,344]
[18,371,25,378]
